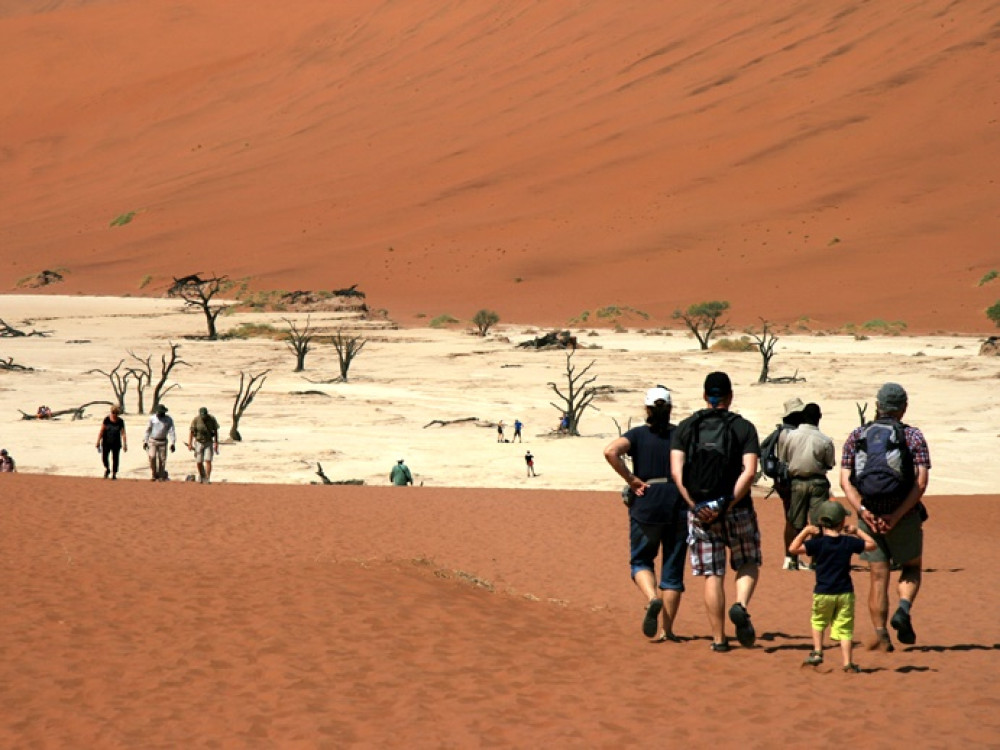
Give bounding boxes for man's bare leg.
[704,574,726,644]
[867,561,893,650]
[734,563,759,607]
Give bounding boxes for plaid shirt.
[841,420,931,471]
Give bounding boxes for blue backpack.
[850,419,914,514]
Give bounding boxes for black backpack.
[683,410,740,503]
[760,424,791,490]
[850,419,914,514]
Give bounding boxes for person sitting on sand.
[790,500,876,672]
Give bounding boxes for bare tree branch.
[230,370,269,441]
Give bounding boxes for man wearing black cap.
[670,371,761,652]
[840,382,930,651]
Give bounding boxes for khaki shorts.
[192,440,215,463]
[787,477,830,530]
[859,511,923,565]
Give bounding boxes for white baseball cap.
[644,386,671,406]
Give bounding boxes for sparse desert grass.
[711,336,755,352]
[222,322,284,340]
[861,318,907,335]
[429,314,459,328]
[138,274,153,289]
[979,270,998,286]
[109,211,136,227]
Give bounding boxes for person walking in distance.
[670,371,762,652]
[604,386,687,642]
[143,404,176,481]
[187,406,220,484]
[0,448,15,472]
[390,459,413,486]
[513,419,523,442]
[525,450,536,477]
[840,382,930,651]
[96,404,128,479]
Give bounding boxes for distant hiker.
[777,401,835,570]
[0,448,15,473]
[390,459,413,486]
[525,450,536,477]
[96,404,127,480]
[840,382,930,652]
[789,500,876,672]
[143,404,176,481]
[604,385,686,643]
[187,406,220,484]
[671,371,761,652]
[558,413,570,434]
[513,419,523,442]
[36,405,52,419]
[497,421,505,442]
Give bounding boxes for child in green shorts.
[790,500,876,672]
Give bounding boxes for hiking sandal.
[802,650,823,666]
[843,663,861,673]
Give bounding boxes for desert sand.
[2,0,1000,746]
[1,294,999,748]
[1,1,999,332]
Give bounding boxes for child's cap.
[817,500,850,528]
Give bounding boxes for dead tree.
[168,273,231,339]
[857,402,869,426]
[149,343,188,413]
[547,350,599,436]
[125,351,153,414]
[20,400,113,421]
[284,316,314,372]
[230,370,268,441]
[750,319,779,383]
[0,318,50,337]
[86,359,132,412]
[330,329,367,382]
[0,356,33,371]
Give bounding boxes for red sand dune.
[2,1,999,332]
[1,475,998,747]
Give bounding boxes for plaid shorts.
[688,505,763,577]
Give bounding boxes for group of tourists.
[94,403,221,483]
[604,373,930,672]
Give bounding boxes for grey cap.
[876,382,908,412]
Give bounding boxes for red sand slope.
[1,1,999,332]
[1,475,997,747]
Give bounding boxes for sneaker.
[728,602,756,648]
[890,608,916,645]
[869,629,895,653]
[103,469,110,479]
[710,640,731,653]
[642,598,663,638]
[801,560,817,571]
[782,556,799,571]
[803,650,823,666]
